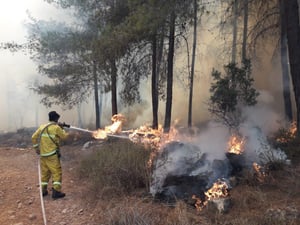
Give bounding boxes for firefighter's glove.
[58,122,70,128]
[56,150,61,158]
[34,147,40,155]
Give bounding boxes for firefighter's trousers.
[40,153,62,192]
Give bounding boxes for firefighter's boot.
[52,188,65,199]
[42,189,48,196]
[42,186,48,196]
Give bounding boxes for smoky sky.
[0,0,79,131]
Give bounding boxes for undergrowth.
[78,139,151,199]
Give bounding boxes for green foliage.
[23,18,99,108]
[209,59,259,128]
[78,139,151,198]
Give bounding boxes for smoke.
[0,0,79,132]
[194,122,229,161]
[150,89,289,198]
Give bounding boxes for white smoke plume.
[150,90,289,197]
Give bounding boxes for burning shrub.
[78,139,151,198]
[271,121,300,162]
[274,122,297,144]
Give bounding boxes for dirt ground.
[0,143,100,225]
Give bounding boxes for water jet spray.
[68,125,130,140]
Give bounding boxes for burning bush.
[78,139,151,198]
[272,123,300,162]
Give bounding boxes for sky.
[0,0,84,132]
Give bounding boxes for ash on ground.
[150,141,232,203]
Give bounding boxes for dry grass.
[91,197,209,225]
[76,139,300,225]
[78,139,151,199]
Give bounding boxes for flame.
[252,162,267,183]
[93,114,126,139]
[92,129,108,140]
[128,124,178,148]
[128,124,179,167]
[192,195,205,211]
[228,134,245,154]
[128,124,163,149]
[193,179,230,211]
[276,121,297,143]
[205,179,229,200]
[106,113,126,134]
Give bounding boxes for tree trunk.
[242,0,248,62]
[188,0,198,127]
[157,25,165,77]
[77,104,83,128]
[93,60,100,129]
[151,35,159,129]
[110,58,118,116]
[279,0,293,121]
[164,12,176,133]
[284,0,300,133]
[232,0,238,63]
[98,88,103,127]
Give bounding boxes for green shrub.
[78,139,151,198]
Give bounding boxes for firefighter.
[32,111,69,199]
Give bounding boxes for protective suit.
[32,111,68,199]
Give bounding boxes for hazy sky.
[0,0,80,131]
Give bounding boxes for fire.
[105,114,126,134]
[92,129,108,140]
[228,134,245,154]
[128,124,178,148]
[205,179,229,200]
[252,162,267,183]
[128,124,179,167]
[276,121,297,143]
[92,114,126,139]
[128,124,164,149]
[193,179,230,211]
[192,195,204,211]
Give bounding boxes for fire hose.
[68,125,130,139]
[38,158,47,225]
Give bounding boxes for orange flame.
[192,195,205,211]
[193,179,230,211]
[128,124,179,167]
[205,179,229,200]
[228,135,245,154]
[252,162,267,183]
[92,129,108,140]
[92,114,126,139]
[276,121,297,143]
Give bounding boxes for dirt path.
[0,146,98,225]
